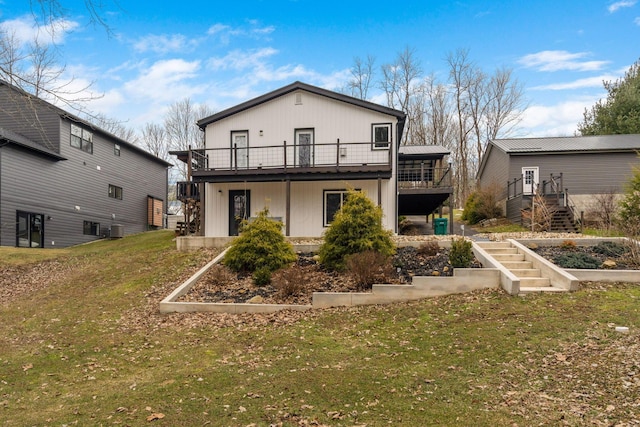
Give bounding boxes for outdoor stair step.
[519,286,568,294]
[509,268,542,277]
[482,247,520,255]
[500,261,534,269]
[475,242,513,249]
[520,277,551,287]
[491,253,525,262]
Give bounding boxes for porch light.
[259,130,263,136]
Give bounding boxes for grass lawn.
[1,230,639,426]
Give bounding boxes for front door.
[229,190,250,236]
[16,211,44,248]
[522,167,539,195]
[295,129,314,167]
[231,131,248,169]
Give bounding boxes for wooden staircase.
[475,241,568,294]
[545,197,580,233]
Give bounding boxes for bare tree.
[380,46,423,144]
[164,98,214,180]
[140,122,169,161]
[89,113,138,143]
[447,48,476,205]
[0,2,114,116]
[348,55,376,100]
[484,67,526,142]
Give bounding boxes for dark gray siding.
[0,118,168,248]
[508,152,639,195]
[478,145,509,199]
[0,85,61,152]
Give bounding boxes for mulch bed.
[531,244,638,270]
[178,246,481,305]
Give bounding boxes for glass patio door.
[16,211,44,248]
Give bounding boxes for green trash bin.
[434,218,448,235]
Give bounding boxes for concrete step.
[475,242,513,249]
[482,247,520,255]
[501,261,534,269]
[519,286,568,294]
[510,268,542,277]
[491,253,525,262]
[520,277,551,287]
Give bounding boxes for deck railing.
[189,140,392,172]
[397,166,452,189]
[176,181,200,201]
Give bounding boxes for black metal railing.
[398,166,452,189]
[176,181,200,201]
[188,140,392,172]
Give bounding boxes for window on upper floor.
[108,184,123,200]
[114,144,121,156]
[83,221,100,236]
[70,124,93,154]
[372,123,391,150]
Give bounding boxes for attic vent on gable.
[295,93,302,105]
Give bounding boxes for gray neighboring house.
[477,134,640,228]
[0,80,171,248]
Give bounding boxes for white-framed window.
[114,144,121,156]
[372,123,391,150]
[70,124,93,154]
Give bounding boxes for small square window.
[108,184,123,200]
[83,221,100,236]
[114,144,121,156]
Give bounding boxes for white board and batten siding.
[206,90,398,152]
[204,180,395,238]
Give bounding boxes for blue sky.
[1,0,639,137]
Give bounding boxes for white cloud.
[518,95,604,137]
[0,15,79,46]
[518,50,609,72]
[208,48,278,71]
[133,34,199,54]
[531,74,616,90]
[123,59,203,103]
[608,1,637,13]
[635,16,640,25]
[206,21,274,45]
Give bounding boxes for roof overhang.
[0,127,66,160]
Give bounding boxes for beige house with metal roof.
[477,134,640,228]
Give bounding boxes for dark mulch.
[532,243,638,270]
[179,246,481,305]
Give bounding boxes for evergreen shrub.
[319,189,394,271]
[223,208,296,285]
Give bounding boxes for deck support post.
[285,178,291,236]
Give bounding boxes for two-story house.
[0,80,171,248]
[173,81,453,240]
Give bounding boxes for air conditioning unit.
[110,224,124,239]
